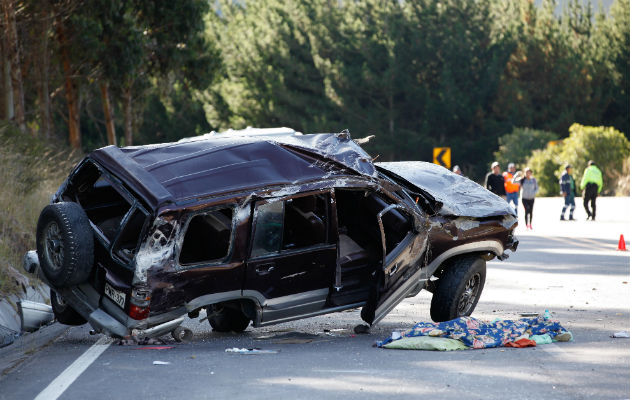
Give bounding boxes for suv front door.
[361,204,428,325]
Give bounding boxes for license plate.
[104,283,126,309]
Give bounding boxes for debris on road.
[611,331,629,338]
[519,312,539,317]
[354,324,370,334]
[134,346,174,350]
[255,331,320,343]
[272,338,313,344]
[17,300,54,332]
[152,361,171,365]
[377,316,572,350]
[118,337,166,346]
[225,348,279,354]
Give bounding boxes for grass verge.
[0,122,81,298]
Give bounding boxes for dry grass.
[0,122,81,297]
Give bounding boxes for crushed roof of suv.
[89,133,375,210]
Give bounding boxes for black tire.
[36,202,94,287]
[430,255,486,322]
[50,289,87,326]
[207,304,250,332]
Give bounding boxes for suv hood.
[376,161,515,218]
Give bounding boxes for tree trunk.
[1,0,26,131]
[36,3,53,138]
[1,47,14,120]
[56,20,81,149]
[123,87,133,146]
[100,82,116,145]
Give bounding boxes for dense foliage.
[493,127,559,170]
[527,124,630,196]
[1,0,628,181]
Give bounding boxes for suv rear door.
[245,191,336,323]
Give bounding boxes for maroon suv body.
[25,130,518,339]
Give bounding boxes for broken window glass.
[179,207,233,265]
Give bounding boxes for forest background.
[1,0,628,182]
[1,0,629,295]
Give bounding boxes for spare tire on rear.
[36,202,94,287]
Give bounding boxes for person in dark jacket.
[559,164,577,221]
[485,161,506,198]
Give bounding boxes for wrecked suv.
[24,128,518,340]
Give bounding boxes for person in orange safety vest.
[503,163,520,215]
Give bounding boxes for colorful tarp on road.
[377,316,572,349]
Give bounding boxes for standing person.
[513,167,539,229]
[580,160,603,221]
[485,162,506,198]
[559,164,577,221]
[503,163,521,215]
[452,165,462,175]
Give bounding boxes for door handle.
[388,263,399,276]
[255,263,275,275]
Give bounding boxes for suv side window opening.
[179,207,234,265]
[250,193,330,259]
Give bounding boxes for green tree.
[527,124,630,196]
[493,127,559,169]
[594,0,630,136]
[205,0,337,133]
[558,123,630,194]
[527,142,564,196]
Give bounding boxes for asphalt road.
[1,197,628,400]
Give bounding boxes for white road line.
[34,336,112,400]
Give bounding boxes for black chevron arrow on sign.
[435,149,447,167]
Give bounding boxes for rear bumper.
[23,250,184,339]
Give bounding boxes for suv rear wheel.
[207,304,250,332]
[50,289,87,326]
[36,202,94,287]
[430,255,486,322]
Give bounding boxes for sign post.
[433,147,451,169]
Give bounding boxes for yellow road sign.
[433,147,451,169]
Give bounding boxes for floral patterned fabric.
[377,316,569,349]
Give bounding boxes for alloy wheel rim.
[45,222,64,272]
[457,273,481,315]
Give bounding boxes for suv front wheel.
[430,255,486,322]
